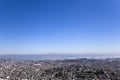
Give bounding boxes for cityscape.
[0,56,120,80]
[0,0,120,80]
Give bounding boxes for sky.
[0,0,120,55]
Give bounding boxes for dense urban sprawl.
[0,58,120,80]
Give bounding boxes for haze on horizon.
[0,0,120,55]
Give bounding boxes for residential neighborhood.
[0,58,120,80]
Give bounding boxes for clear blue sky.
[0,0,120,54]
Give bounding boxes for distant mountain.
[0,54,119,61]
